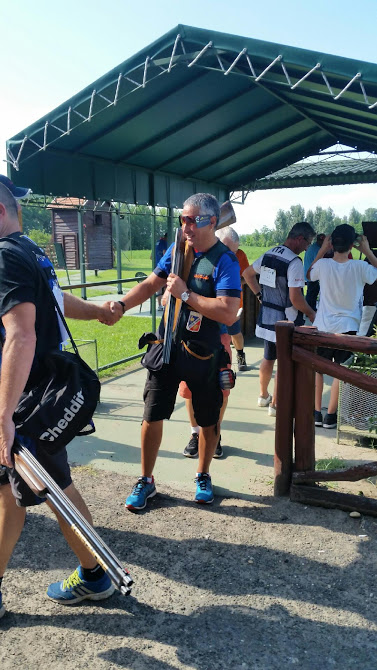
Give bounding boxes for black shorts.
[317,331,356,365]
[0,435,72,507]
[143,345,223,427]
[264,340,277,361]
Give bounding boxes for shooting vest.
[257,246,304,338]
[158,240,236,350]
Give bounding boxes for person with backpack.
[0,181,118,618]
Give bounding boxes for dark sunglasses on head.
[179,214,213,228]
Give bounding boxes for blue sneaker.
[195,473,214,504]
[0,591,5,619]
[46,566,115,605]
[125,476,156,511]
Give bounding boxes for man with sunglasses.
[108,193,241,509]
[243,222,316,416]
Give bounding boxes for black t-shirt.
[0,233,62,362]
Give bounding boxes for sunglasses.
[179,214,213,228]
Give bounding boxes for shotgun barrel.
[13,441,133,596]
[162,227,184,365]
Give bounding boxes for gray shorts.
[0,435,72,507]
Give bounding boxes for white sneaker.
[257,394,272,407]
[268,405,277,417]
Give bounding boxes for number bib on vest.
[259,265,277,288]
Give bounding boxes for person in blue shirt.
[154,233,168,310]
[155,232,168,262]
[110,193,240,509]
[303,233,327,310]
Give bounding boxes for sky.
[1,0,377,235]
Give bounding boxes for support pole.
[151,206,157,333]
[167,206,174,246]
[115,203,123,294]
[274,321,295,496]
[77,209,86,300]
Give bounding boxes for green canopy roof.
[6,25,377,205]
[253,156,377,190]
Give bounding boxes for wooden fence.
[274,322,377,516]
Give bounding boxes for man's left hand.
[166,274,187,299]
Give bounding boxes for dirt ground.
[1,465,377,670]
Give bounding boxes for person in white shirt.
[307,224,377,429]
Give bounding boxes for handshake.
[97,300,126,326]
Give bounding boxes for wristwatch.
[181,290,191,302]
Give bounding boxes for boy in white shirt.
[307,224,377,428]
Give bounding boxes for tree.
[288,204,305,226]
[349,207,362,230]
[306,209,314,227]
[363,208,377,222]
[21,205,52,235]
[27,229,52,249]
[274,209,290,242]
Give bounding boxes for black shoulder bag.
[0,237,101,454]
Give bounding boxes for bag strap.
[0,236,79,356]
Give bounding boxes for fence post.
[294,328,316,472]
[115,202,123,294]
[274,321,295,496]
[77,208,86,300]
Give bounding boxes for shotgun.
[13,441,133,596]
[162,227,184,364]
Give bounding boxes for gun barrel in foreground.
[13,442,133,596]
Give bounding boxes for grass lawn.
[239,245,270,264]
[66,315,152,378]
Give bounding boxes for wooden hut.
[48,198,113,270]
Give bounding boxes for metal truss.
[7,33,377,172]
[229,190,250,205]
[21,195,176,215]
[20,194,121,212]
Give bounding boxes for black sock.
[236,348,244,355]
[82,564,105,582]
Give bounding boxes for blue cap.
[0,175,31,200]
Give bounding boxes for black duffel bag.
[0,236,101,453]
[13,348,100,453]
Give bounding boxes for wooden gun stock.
[217,200,236,229]
[13,442,133,596]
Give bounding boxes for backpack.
[0,237,100,453]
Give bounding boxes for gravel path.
[1,467,377,670]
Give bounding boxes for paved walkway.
[67,339,359,501]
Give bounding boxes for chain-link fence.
[338,367,377,442]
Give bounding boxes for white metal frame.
[6,34,377,172]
